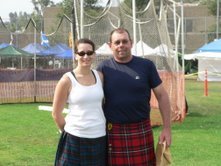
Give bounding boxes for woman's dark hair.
[75,38,95,52]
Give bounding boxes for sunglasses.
[76,51,94,56]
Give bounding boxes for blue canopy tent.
[198,39,221,52]
[40,43,71,56]
[56,43,70,50]
[22,43,46,56]
[55,49,73,59]
[0,43,10,49]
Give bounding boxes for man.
[97,28,171,165]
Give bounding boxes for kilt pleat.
[54,131,106,166]
[107,119,156,166]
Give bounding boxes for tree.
[200,0,219,16]
[31,0,56,31]
[32,0,55,15]
[123,0,151,11]
[9,12,30,32]
[61,0,99,18]
[84,0,98,8]
[61,0,74,17]
[121,0,163,16]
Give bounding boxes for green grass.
[154,80,221,166]
[0,80,221,165]
[0,103,58,166]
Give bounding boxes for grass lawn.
[0,79,221,165]
[154,80,221,166]
[0,103,58,165]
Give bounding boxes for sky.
[0,0,62,21]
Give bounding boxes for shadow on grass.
[187,112,205,117]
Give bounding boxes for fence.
[0,55,185,124]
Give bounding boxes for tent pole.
[33,21,37,102]
[216,0,220,39]
[181,0,186,116]
[80,0,84,38]
[132,0,137,54]
[181,0,185,74]
[21,57,22,69]
[138,22,144,57]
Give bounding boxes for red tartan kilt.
[107,119,156,166]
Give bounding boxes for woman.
[52,38,106,166]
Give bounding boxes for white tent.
[96,43,113,56]
[154,44,174,56]
[131,40,155,56]
[184,52,221,81]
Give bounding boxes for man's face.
[109,31,133,62]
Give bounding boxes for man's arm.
[153,83,172,147]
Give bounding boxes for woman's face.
[75,43,95,67]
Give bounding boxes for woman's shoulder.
[59,73,71,84]
[92,69,103,83]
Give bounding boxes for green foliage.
[32,0,55,15]
[200,0,218,15]
[30,13,42,32]
[61,0,99,18]
[6,0,56,32]
[8,12,31,32]
[177,53,198,74]
[62,0,74,18]
[84,0,98,8]
[123,0,151,11]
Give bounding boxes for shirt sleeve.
[149,61,162,89]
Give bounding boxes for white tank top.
[64,69,106,138]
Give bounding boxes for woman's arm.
[52,75,71,131]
